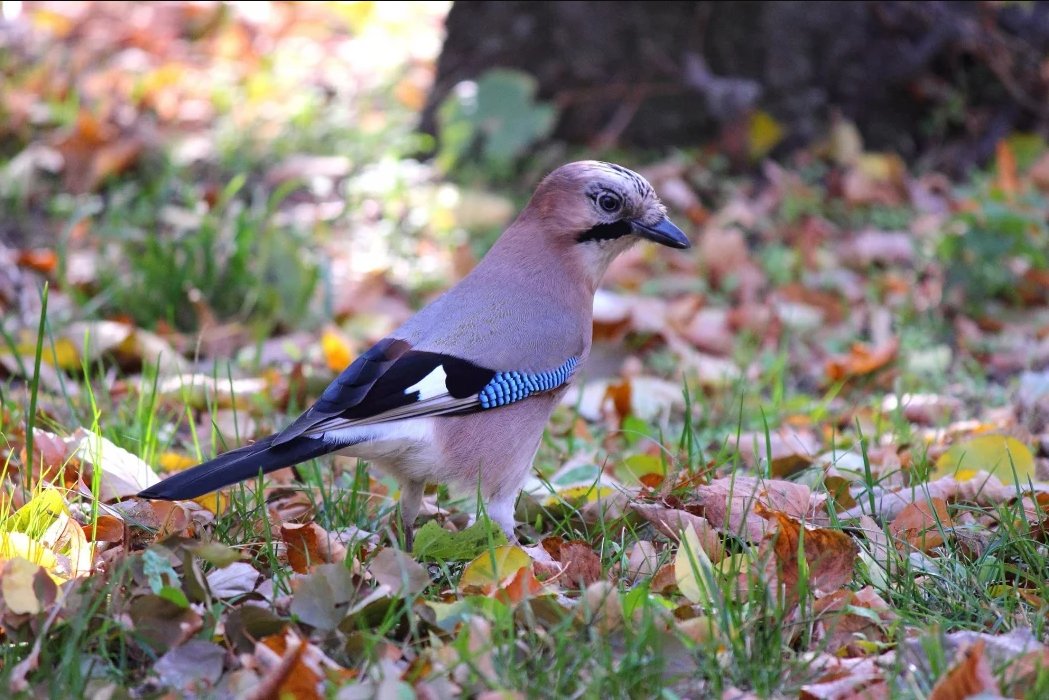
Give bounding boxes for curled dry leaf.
[928,640,1000,700]
[735,426,821,478]
[825,339,898,383]
[837,472,1015,522]
[696,476,820,542]
[759,507,858,603]
[629,501,724,561]
[539,537,603,588]
[281,522,347,574]
[800,654,892,700]
[889,499,953,552]
[813,586,896,656]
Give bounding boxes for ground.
[2,3,1049,698]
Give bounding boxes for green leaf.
[157,585,190,609]
[412,518,508,562]
[436,68,558,174]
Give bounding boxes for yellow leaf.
[747,110,784,161]
[193,492,230,515]
[321,329,354,373]
[5,488,67,540]
[674,524,717,606]
[461,545,530,588]
[0,532,58,570]
[16,333,79,370]
[1,558,43,614]
[856,153,906,183]
[542,485,617,506]
[158,452,197,472]
[934,435,1035,485]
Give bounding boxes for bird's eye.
[598,193,621,213]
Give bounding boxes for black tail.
[138,434,334,500]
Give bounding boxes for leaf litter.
[4,2,1049,697]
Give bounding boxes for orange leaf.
[281,522,342,574]
[494,564,545,605]
[257,633,322,700]
[929,640,1000,700]
[825,339,898,382]
[81,514,124,543]
[996,140,1019,199]
[16,249,58,275]
[320,328,354,373]
[889,499,953,552]
[759,506,858,604]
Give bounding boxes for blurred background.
[2,0,1049,461]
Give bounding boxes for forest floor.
[3,3,1049,698]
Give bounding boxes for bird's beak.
[633,216,691,249]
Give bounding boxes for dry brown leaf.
[696,477,819,541]
[889,498,953,552]
[540,537,603,588]
[928,640,1000,700]
[81,514,125,544]
[813,586,896,656]
[281,522,345,574]
[629,502,725,561]
[759,507,858,603]
[800,655,891,700]
[252,632,321,700]
[736,426,821,477]
[837,472,1014,522]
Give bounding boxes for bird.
[138,161,690,546]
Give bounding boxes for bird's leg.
[398,479,425,551]
[486,495,518,543]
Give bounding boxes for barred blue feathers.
[479,357,579,409]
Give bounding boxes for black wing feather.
[140,338,501,501]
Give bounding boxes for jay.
[139,161,690,544]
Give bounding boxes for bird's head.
[519,161,690,287]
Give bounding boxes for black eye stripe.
[576,220,632,244]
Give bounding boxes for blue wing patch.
[479,356,579,409]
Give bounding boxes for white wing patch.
[404,365,448,401]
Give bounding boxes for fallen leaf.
[461,545,531,589]
[368,547,430,597]
[412,518,508,562]
[674,524,721,607]
[290,563,358,631]
[154,639,226,691]
[736,427,821,477]
[889,499,953,552]
[934,435,1035,485]
[825,339,898,383]
[540,537,603,588]
[928,640,999,700]
[1,558,45,614]
[282,522,345,574]
[205,562,260,600]
[695,476,818,541]
[813,586,896,656]
[629,502,725,561]
[759,507,858,603]
[72,429,160,499]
